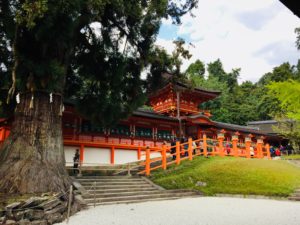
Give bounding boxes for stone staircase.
[76,176,201,206]
[288,189,300,201]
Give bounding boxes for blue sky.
[157,0,300,83]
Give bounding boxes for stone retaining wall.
[0,183,86,225]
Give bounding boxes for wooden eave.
[148,82,221,101]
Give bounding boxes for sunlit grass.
[282,154,300,160]
[150,156,300,197]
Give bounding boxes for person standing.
[287,144,293,155]
[170,138,176,160]
[192,137,197,155]
[184,137,188,157]
[73,149,80,175]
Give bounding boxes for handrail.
[138,135,271,176]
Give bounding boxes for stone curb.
[214,194,289,201]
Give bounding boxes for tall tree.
[0,0,197,194]
[170,38,192,78]
[268,80,300,151]
[296,27,300,50]
[145,47,173,94]
[258,62,294,85]
[207,59,226,81]
[185,59,205,78]
[268,80,300,120]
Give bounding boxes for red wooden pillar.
[245,138,251,158]
[266,143,271,159]
[232,136,238,157]
[256,139,263,159]
[218,135,224,157]
[176,141,181,165]
[145,147,150,176]
[203,134,207,157]
[137,146,141,160]
[162,144,167,170]
[188,137,193,160]
[79,144,84,165]
[111,146,115,164]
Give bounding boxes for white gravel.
[58,197,300,225]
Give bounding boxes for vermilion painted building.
[0,82,281,165]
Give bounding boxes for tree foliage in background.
[264,29,300,151]
[146,38,193,94]
[268,80,300,120]
[268,80,300,152]
[187,59,300,125]
[296,27,300,50]
[186,59,205,78]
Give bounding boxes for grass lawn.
[150,156,300,197]
[282,154,300,160]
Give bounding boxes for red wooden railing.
[138,134,271,176]
[1,129,271,172]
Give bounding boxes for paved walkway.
[58,197,300,225]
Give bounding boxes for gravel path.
[58,197,300,225]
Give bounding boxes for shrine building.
[0,81,282,166]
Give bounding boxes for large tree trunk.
[0,92,71,194]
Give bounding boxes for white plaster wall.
[114,149,138,164]
[83,147,110,166]
[140,152,162,161]
[64,146,78,166]
[64,146,164,166]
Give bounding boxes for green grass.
[150,156,300,197]
[282,154,300,160]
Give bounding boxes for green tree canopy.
[185,59,205,78]
[258,62,295,85]
[296,27,300,50]
[187,59,300,125]
[0,0,198,126]
[268,80,300,120]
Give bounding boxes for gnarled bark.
[0,92,71,194]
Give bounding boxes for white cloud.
[157,0,300,83]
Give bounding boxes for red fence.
[138,135,271,176]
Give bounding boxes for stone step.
[76,178,143,183]
[82,187,158,194]
[288,196,300,201]
[80,180,147,186]
[83,189,200,198]
[75,176,140,180]
[84,191,199,204]
[80,184,153,190]
[87,194,200,206]
[83,190,165,198]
